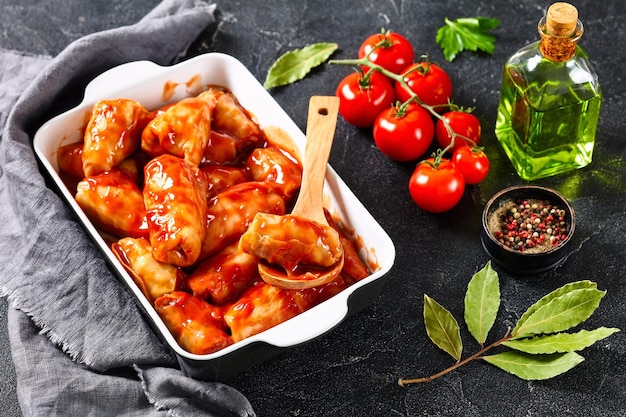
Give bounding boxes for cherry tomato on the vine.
[358,31,414,74]
[335,71,395,128]
[452,146,490,185]
[394,61,453,109]
[408,158,465,213]
[373,103,434,162]
[436,111,481,153]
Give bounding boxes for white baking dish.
[33,52,395,380]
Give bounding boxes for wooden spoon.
[258,95,344,289]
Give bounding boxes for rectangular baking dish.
[33,52,396,381]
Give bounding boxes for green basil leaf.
[512,287,606,339]
[424,294,462,361]
[512,280,597,336]
[263,42,338,89]
[483,351,584,380]
[503,327,620,354]
[436,17,500,62]
[464,261,500,345]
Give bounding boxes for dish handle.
[82,60,165,103]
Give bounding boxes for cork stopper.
[539,2,582,62]
[546,2,578,36]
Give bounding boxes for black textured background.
[2,1,625,416]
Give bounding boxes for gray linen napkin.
[0,1,256,416]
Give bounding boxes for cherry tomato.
[436,111,481,153]
[335,71,395,128]
[394,62,453,108]
[408,158,465,213]
[358,31,414,74]
[452,146,490,185]
[373,103,434,162]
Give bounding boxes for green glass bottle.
[495,2,601,181]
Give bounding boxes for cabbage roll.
[143,154,208,267]
[82,99,151,177]
[75,169,148,238]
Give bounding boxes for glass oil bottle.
[494,2,601,181]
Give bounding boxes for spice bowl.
[481,185,575,274]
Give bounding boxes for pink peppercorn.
[492,198,569,253]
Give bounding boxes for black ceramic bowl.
[481,185,576,274]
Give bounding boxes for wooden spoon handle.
[292,96,340,224]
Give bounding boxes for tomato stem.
[329,56,477,163]
[368,29,398,52]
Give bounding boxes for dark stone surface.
[2,0,625,416]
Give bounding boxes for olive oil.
[495,3,601,181]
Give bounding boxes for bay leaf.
[482,351,584,380]
[512,287,606,339]
[511,280,597,334]
[464,261,500,345]
[424,294,463,361]
[503,327,620,354]
[512,281,596,335]
[263,42,339,89]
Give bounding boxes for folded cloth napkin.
[0,0,256,416]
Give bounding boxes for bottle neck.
[538,15,583,62]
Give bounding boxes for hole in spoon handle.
[317,107,329,116]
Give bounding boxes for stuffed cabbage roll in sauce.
[75,169,148,238]
[112,236,184,303]
[238,212,343,273]
[143,154,208,267]
[186,242,260,305]
[244,145,302,201]
[224,274,350,342]
[141,94,215,166]
[200,87,264,159]
[155,291,233,355]
[82,99,152,178]
[199,181,286,260]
